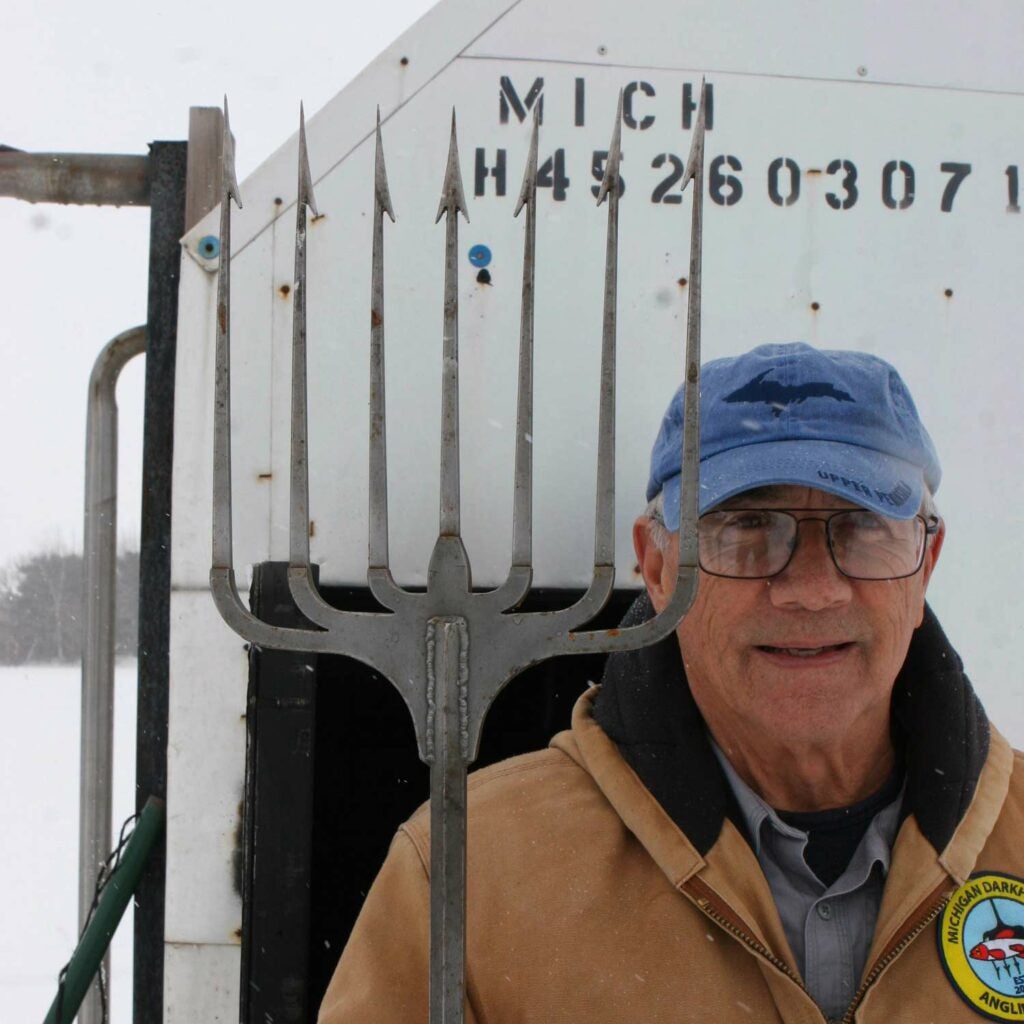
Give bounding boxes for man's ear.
[633,516,672,614]
[920,518,944,586]
[914,518,945,627]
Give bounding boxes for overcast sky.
[0,0,439,569]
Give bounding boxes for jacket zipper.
[683,877,816,1004]
[685,877,954,1024]
[838,882,953,1024]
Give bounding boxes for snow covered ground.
[1,661,137,1022]
[0,654,1020,1021]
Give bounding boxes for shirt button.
[816,902,832,921]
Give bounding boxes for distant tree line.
[0,548,139,664]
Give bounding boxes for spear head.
[595,90,624,207]
[297,103,319,218]
[435,109,469,224]
[513,104,540,218]
[375,107,396,223]
[222,96,243,209]
[681,79,708,189]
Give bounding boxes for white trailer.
[161,1,1024,1019]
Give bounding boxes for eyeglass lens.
[698,510,927,580]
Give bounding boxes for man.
[319,343,1024,1023]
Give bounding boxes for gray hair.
[642,491,672,553]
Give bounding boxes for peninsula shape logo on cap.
[938,872,1024,1021]
[723,369,855,418]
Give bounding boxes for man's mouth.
[756,642,853,658]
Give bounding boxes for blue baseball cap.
[649,343,941,526]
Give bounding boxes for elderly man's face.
[636,485,944,751]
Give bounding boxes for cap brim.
[661,438,926,529]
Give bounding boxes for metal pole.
[133,138,187,1024]
[78,326,146,1024]
[428,618,469,1022]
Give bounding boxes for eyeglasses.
[691,508,941,581]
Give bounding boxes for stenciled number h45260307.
[210,86,708,1024]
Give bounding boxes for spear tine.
[554,85,706,653]
[677,81,707,570]
[436,109,469,537]
[509,106,539,569]
[290,104,319,569]
[592,93,624,569]
[369,107,396,571]
[213,96,243,572]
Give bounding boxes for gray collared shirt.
[712,744,903,1023]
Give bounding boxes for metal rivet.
[857,65,868,77]
[597,44,608,56]
[198,235,220,259]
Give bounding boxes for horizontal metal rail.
[0,151,150,206]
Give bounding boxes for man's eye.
[844,511,894,536]
[721,512,774,531]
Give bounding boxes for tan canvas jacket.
[319,607,1024,1023]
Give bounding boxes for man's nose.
[767,518,853,611]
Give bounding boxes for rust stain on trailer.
[279,284,291,298]
[371,309,383,327]
[944,288,954,298]
[309,520,316,538]
[811,301,820,311]
[258,472,273,480]
[231,800,244,897]
[807,168,823,176]
[677,277,688,288]
[311,212,326,224]
[217,302,227,333]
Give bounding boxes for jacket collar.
[593,595,989,858]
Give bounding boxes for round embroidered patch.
[939,873,1024,1021]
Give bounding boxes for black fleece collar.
[593,596,989,858]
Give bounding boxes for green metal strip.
[43,796,165,1024]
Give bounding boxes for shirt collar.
[711,739,903,891]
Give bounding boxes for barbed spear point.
[435,108,469,225]
[514,104,540,218]
[222,95,242,209]
[595,90,624,207]
[297,102,319,219]
[375,106,396,223]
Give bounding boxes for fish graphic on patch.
[969,900,1024,979]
